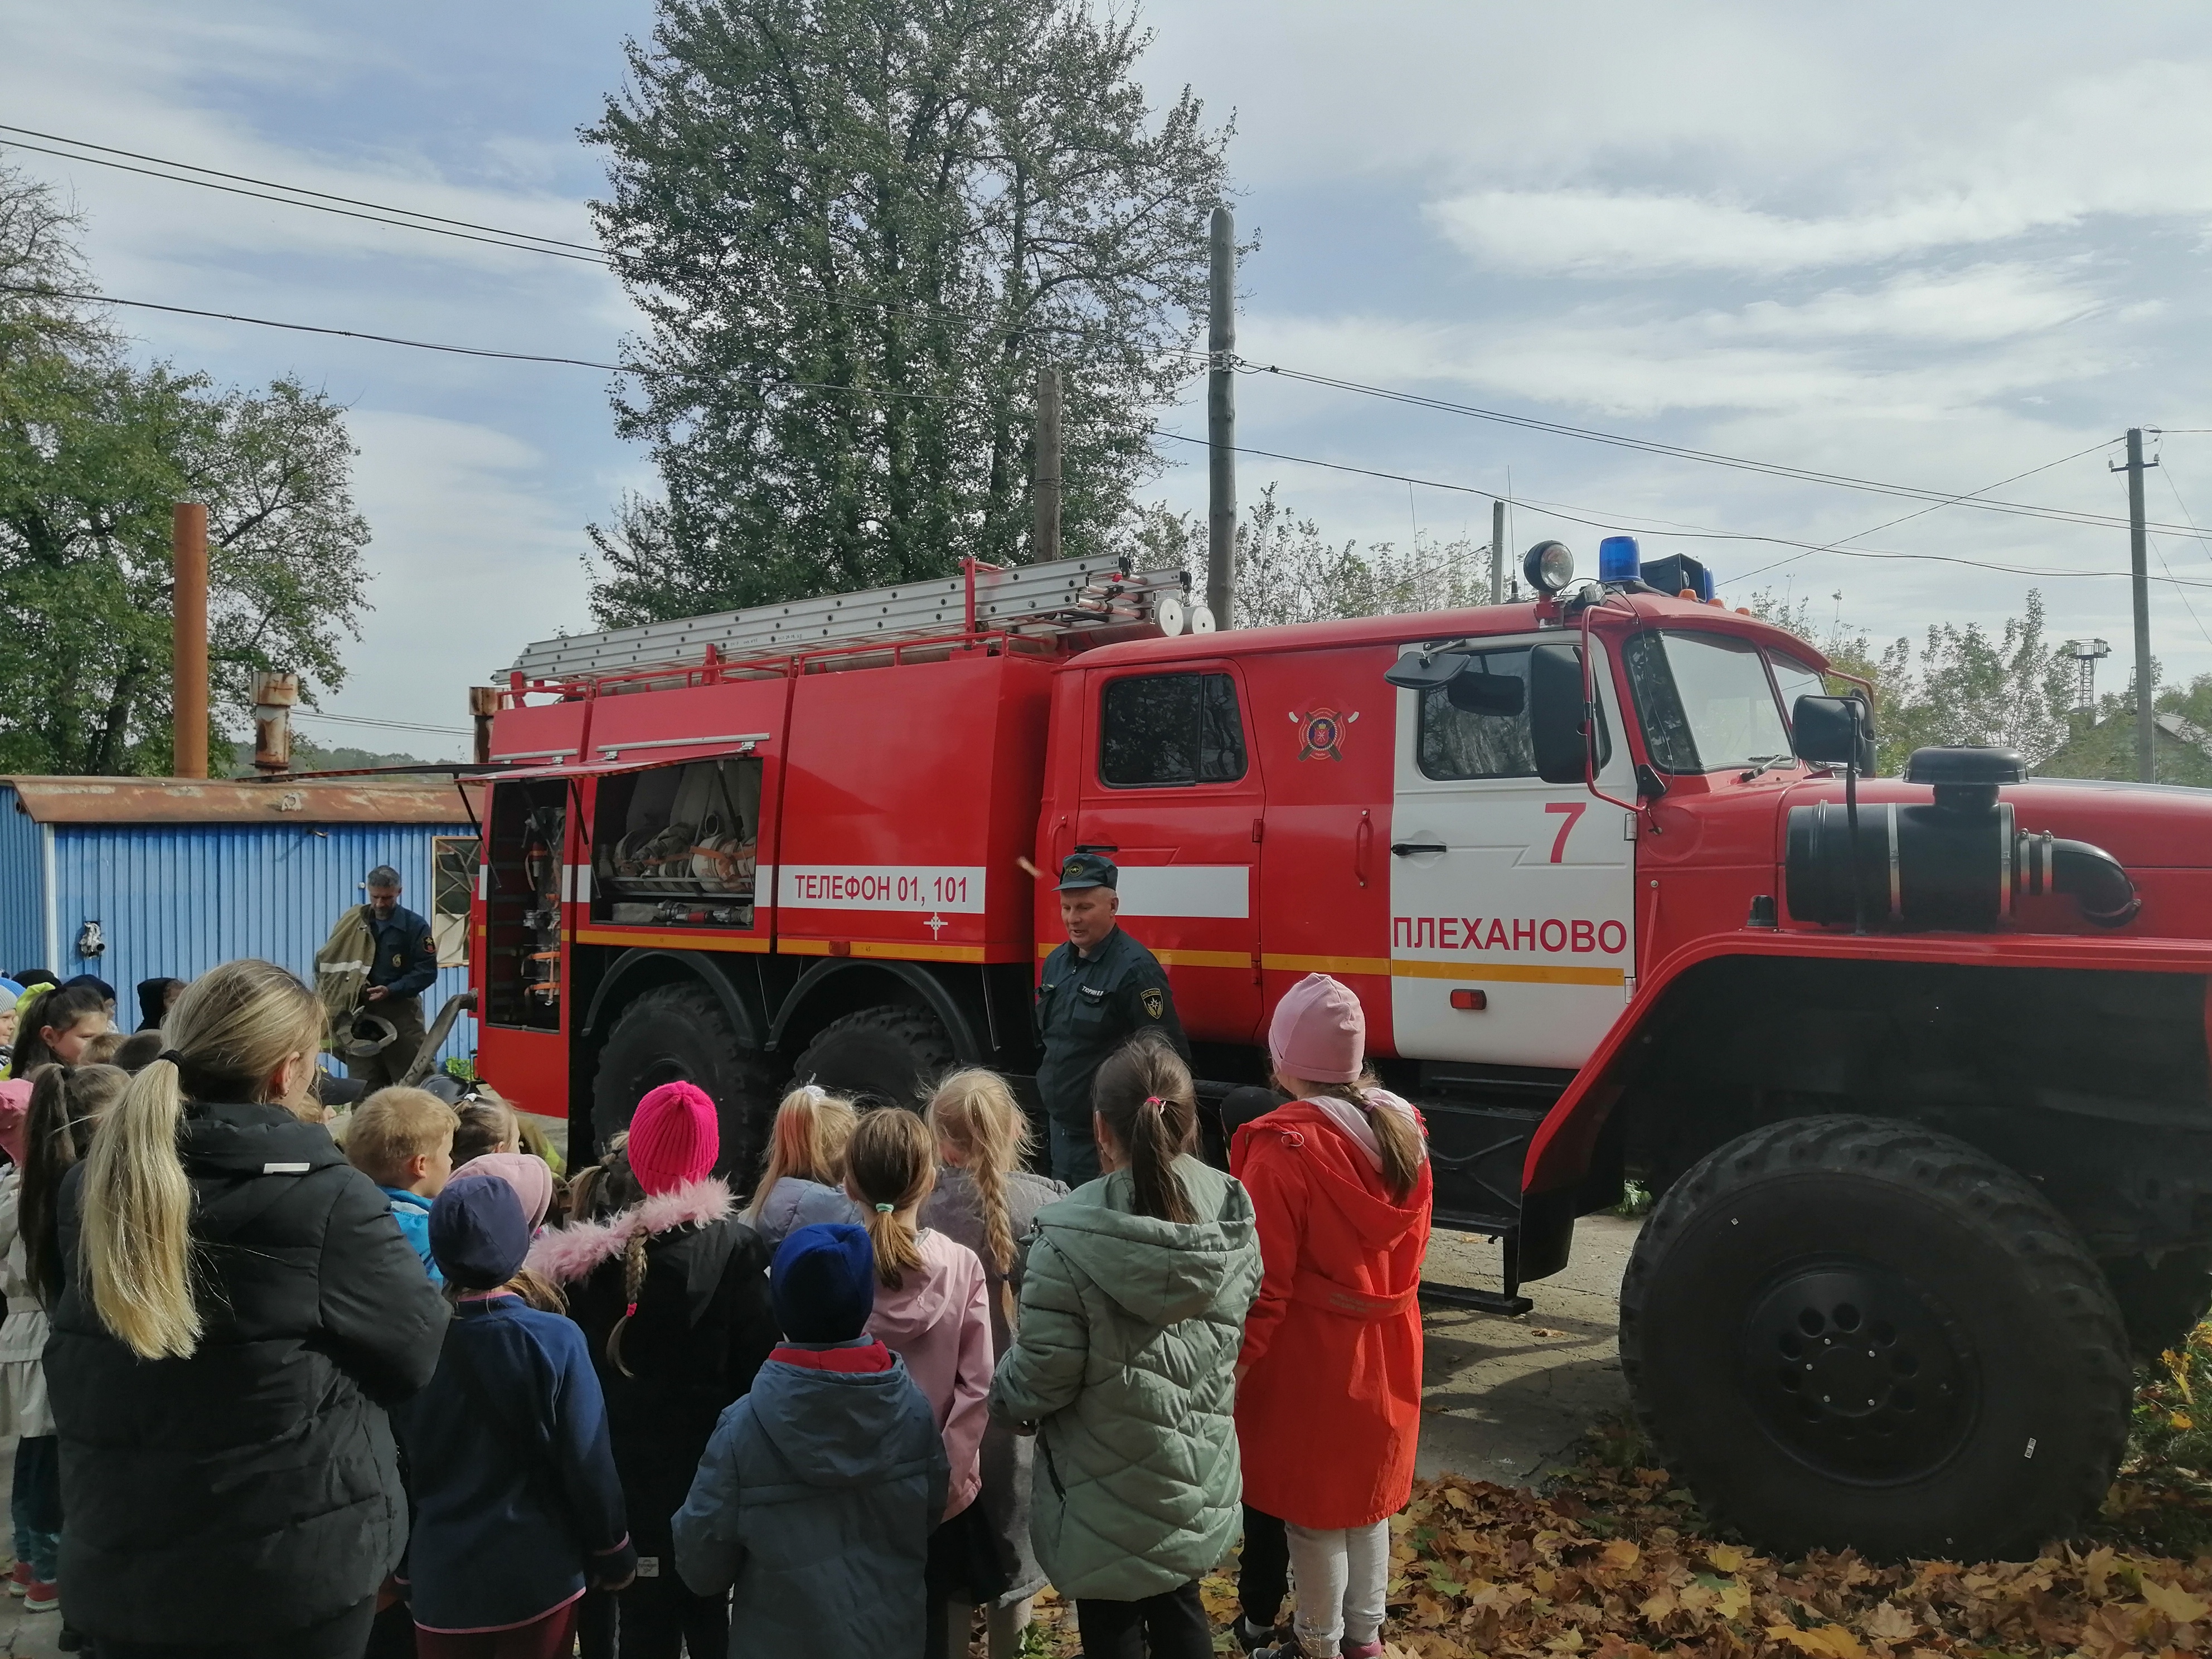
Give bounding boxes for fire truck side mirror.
[1792,694,1877,773]
[1528,642,1590,785]
[1383,651,1525,715]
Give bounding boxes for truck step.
[1418,1280,1535,1318]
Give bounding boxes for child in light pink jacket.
[845,1107,995,1659]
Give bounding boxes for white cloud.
[1425,188,2069,277]
[309,411,596,750]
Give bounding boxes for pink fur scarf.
[527,1176,733,1284]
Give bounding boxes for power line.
[0,285,949,398]
[0,133,609,266]
[13,119,2210,539]
[0,124,1089,336]
[2,284,628,369]
[1148,428,2212,592]
[0,123,606,253]
[1726,440,2117,586]
[293,710,473,737]
[1227,358,2212,541]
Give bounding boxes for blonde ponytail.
[844,1108,934,1288]
[83,1059,199,1359]
[746,1085,857,1225]
[79,959,323,1361]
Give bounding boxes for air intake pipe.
[1785,745,2140,932]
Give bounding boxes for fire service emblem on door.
[1291,706,1357,761]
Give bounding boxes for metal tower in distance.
[2067,638,2112,714]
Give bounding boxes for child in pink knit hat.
[626,1081,720,1196]
[531,1078,777,1658]
[1233,974,1431,1659]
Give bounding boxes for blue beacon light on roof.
[1597,535,1641,585]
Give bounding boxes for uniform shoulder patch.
[1141,986,1165,1019]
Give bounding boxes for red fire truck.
[472,541,2207,1561]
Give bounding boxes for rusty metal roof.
[2,775,483,826]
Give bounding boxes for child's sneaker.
[24,1577,58,1613]
[1234,1616,1273,1651]
[7,1560,28,1596]
[1342,1643,1386,1659]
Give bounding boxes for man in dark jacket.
[1034,853,1190,1184]
[351,865,438,1091]
[46,1094,449,1651]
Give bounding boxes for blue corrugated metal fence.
[1,789,476,1068]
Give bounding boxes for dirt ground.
[1416,1213,1641,1486]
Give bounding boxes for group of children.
[344,968,1433,1659]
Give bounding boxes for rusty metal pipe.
[172,502,208,779]
[469,686,498,765]
[251,670,298,774]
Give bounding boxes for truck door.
[1389,636,1637,1069]
[1073,662,1265,1044]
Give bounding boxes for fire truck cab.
[474,542,2212,1563]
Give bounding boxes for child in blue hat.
[394,1174,636,1657]
[673,1222,949,1658]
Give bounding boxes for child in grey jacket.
[673,1223,949,1658]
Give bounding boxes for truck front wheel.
[591,982,777,1187]
[1619,1115,2131,1561]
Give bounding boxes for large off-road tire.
[2104,1248,2212,1359]
[788,1005,955,1111]
[591,982,777,1181]
[1619,1115,2131,1561]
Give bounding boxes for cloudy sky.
[7,0,2211,759]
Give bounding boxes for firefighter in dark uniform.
[354,864,438,1092]
[1034,852,1190,1185]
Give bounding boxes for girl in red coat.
[1232,973,1432,1659]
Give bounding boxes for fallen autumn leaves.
[1006,1332,2212,1658]
[1014,1418,2212,1658]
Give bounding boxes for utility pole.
[1032,364,1062,562]
[2114,428,2160,782]
[1207,204,1235,629]
[172,502,208,779]
[1490,497,1506,604]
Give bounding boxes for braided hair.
[571,1138,647,1372]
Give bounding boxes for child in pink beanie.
[1234,974,1431,1659]
[627,1080,720,1196]
[532,1080,778,1659]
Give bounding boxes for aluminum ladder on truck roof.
[503,554,1200,682]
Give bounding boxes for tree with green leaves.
[0,164,370,775]
[584,0,1236,624]
[1747,588,2075,773]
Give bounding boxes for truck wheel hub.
[1741,1263,1971,1481]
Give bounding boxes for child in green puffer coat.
[988,1035,1262,1659]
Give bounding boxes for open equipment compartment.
[591,754,765,929]
[484,775,566,1031]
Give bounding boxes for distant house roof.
[1,775,482,826]
[2037,712,2212,787]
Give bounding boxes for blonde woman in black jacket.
[45,959,449,1656]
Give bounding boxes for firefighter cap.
[1055,852,1119,891]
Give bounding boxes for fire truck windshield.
[1622,630,1794,775]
